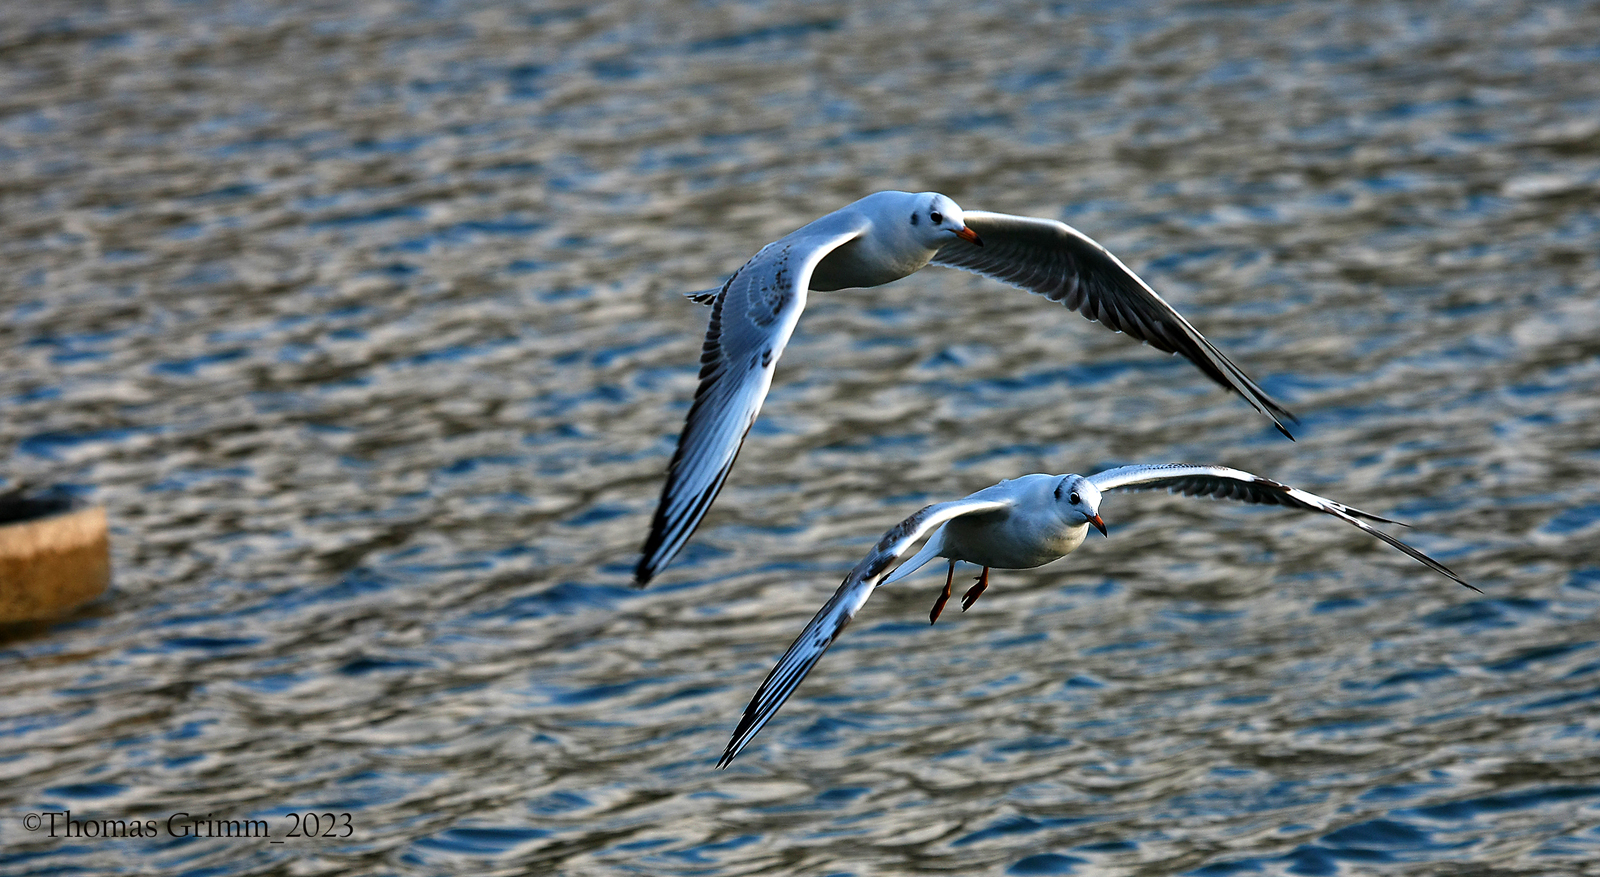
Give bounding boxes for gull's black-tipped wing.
[636,220,870,587]
[933,212,1295,439]
[1086,464,1476,591]
[718,495,1011,767]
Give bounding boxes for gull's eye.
[1069,492,1080,505]
[929,210,943,224]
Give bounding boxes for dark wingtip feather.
[718,696,762,767]
[633,523,668,588]
[1346,515,1479,592]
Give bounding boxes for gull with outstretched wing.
[637,191,1297,586]
[718,463,1476,767]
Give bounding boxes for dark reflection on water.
[3,0,1598,874]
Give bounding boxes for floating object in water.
[0,494,110,623]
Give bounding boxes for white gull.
[717,463,1476,767]
[636,191,1297,585]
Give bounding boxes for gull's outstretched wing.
[718,495,1012,767]
[1086,463,1476,591]
[636,220,869,586]
[932,212,1296,439]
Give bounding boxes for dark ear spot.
[909,212,919,226]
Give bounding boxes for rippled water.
[3,0,1599,874]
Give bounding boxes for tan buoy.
[0,496,110,622]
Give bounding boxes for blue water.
[2,0,1598,874]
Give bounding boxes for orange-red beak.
[1089,514,1107,537]
[955,226,983,247]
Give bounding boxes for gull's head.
[1053,475,1106,537]
[909,192,982,248]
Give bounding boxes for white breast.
[940,512,1089,571]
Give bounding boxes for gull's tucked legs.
[961,567,991,612]
[929,559,957,624]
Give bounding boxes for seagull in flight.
[717,463,1476,767]
[635,191,1298,586]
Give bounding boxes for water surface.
[3,1,1598,874]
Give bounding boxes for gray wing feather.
[717,496,1010,767]
[932,212,1296,438]
[636,222,869,586]
[1086,464,1477,591]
